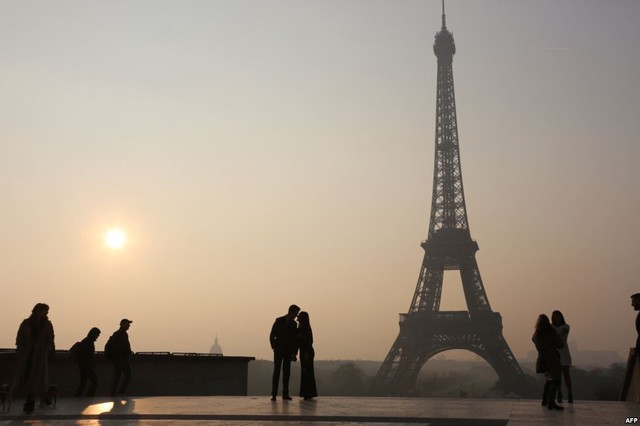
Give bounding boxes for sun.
[104,228,127,250]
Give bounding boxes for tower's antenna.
[442,0,446,29]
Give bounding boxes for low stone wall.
[0,349,254,397]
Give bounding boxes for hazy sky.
[1,0,639,365]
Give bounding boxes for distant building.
[210,335,223,355]
[525,340,623,368]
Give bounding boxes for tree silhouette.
[330,363,366,396]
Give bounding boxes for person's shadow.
[109,398,135,415]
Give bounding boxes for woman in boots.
[532,314,564,410]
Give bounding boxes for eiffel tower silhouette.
[371,2,526,395]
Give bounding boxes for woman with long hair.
[297,311,318,400]
[14,303,55,413]
[532,314,564,410]
[551,310,573,403]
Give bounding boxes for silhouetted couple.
[269,304,317,401]
[532,313,563,410]
[532,310,573,410]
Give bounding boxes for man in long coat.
[14,303,55,413]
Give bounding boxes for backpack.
[104,335,115,359]
[69,341,81,360]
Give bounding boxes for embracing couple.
[269,304,317,401]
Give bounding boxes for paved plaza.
[1,396,639,425]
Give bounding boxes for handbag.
[535,354,546,374]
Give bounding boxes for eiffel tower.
[371,2,526,395]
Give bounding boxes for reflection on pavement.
[81,401,114,415]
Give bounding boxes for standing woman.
[532,314,564,410]
[297,311,318,400]
[552,310,573,403]
[14,303,55,413]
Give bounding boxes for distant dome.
[209,336,223,355]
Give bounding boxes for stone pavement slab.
[0,396,638,425]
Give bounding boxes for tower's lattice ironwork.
[371,4,526,395]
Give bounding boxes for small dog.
[39,385,57,408]
[0,383,11,411]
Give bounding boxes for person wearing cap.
[104,319,133,397]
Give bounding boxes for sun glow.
[104,228,127,250]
